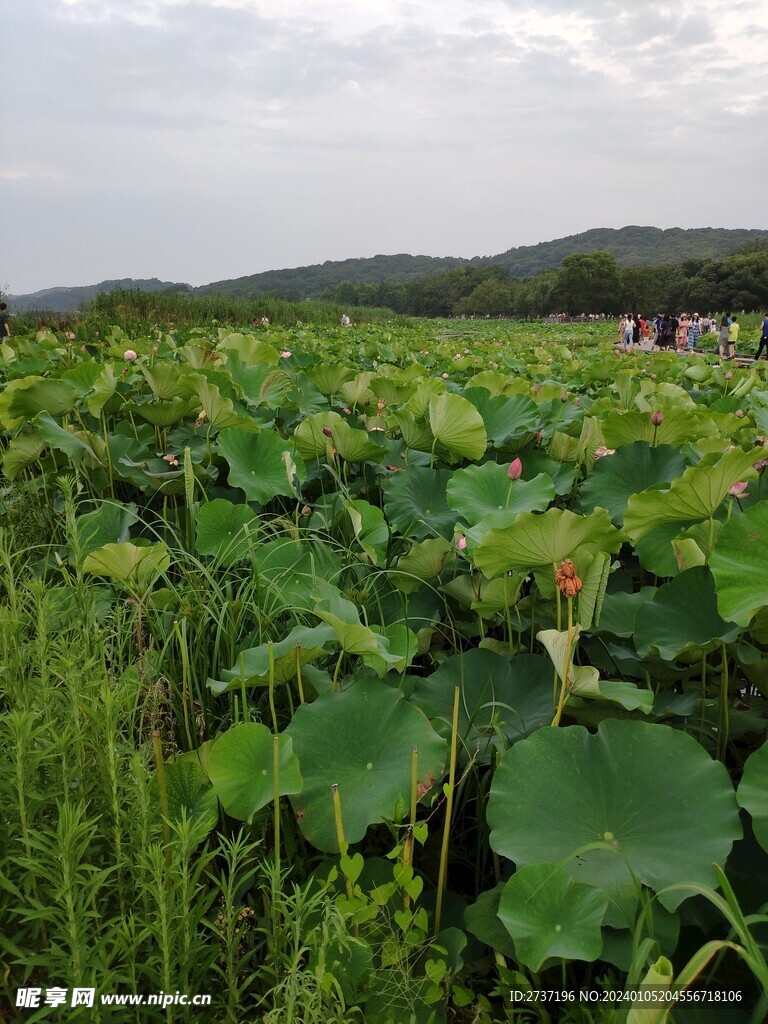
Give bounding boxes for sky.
[5,0,768,294]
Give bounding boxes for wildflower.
[651,411,664,426]
[555,559,582,598]
[508,458,523,480]
[124,349,138,361]
[728,481,749,497]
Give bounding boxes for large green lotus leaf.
[634,522,691,577]
[307,363,354,396]
[252,538,342,613]
[217,332,279,365]
[32,411,98,465]
[624,448,760,542]
[162,759,219,836]
[345,499,389,566]
[520,452,577,496]
[82,541,171,588]
[139,362,186,400]
[186,373,241,428]
[85,364,118,417]
[76,501,138,560]
[498,864,608,971]
[207,723,303,823]
[195,499,259,564]
[634,567,741,660]
[410,650,552,763]
[294,411,345,459]
[737,741,768,854]
[1,431,45,479]
[487,720,742,912]
[0,376,79,429]
[389,407,435,453]
[462,389,540,447]
[208,624,336,694]
[634,380,696,412]
[217,427,305,504]
[447,463,554,525]
[225,352,292,408]
[593,588,658,639]
[464,884,517,959]
[383,466,455,540]
[124,397,197,427]
[710,502,768,626]
[362,623,419,677]
[428,393,487,461]
[392,538,455,595]
[339,372,375,407]
[331,421,388,463]
[285,680,447,851]
[578,443,687,525]
[312,584,400,662]
[474,507,623,579]
[601,409,717,448]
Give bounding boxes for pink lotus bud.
[342,407,351,414]
[508,458,523,480]
[735,409,745,418]
[456,535,467,551]
[651,411,664,426]
[322,426,333,437]
[728,481,749,497]
[442,372,449,379]
[123,349,138,361]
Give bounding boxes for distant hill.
[9,227,768,311]
[8,278,191,313]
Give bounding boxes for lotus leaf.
[624,447,760,542]
[207,723,303,822]
[392,538,454,594]
[487,720,742,912]
[446,463,554,525]
[578,442,687,525]
[207,624,335,694]
[195,499,259,563]
[462,389,540,447]
[345,499,389,565]
[285,679,447,851]
[736,740,768,854]
[162,759,219,836]
[217,427,305,504]
[383,466,455,540]
[0,376,79,429]
[82,541,171,589]
[474,507,622,578]
[710,501,768,626]
[76,501,138,559]
[633,566,741,660]
[498,864,608,971]
[428,393,487,461]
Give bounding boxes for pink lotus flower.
[594,446,616,459]
[342,407,351,414]
[508,458,523,480]
[453,353,462,360]
[123,349,138,361]
[280,350,292,358]
[442,372,449,379]
[735,409,745,418]
[728,481,749,497]
[456,535,467,551]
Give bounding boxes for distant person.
[728,316,739,360]
[688,314,700,349]
[717,315,730,359]
[658,314,673,349]
[0,302,10,340]
[623,316,634,350]
[676,314,689,350]
[755,313,768,360]
[341,313,351,327]
[632,313,641,348]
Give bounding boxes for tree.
[558,252,622,314]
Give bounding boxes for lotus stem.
[403,747,418,910]
[273,735,280,878]
[435,686,460,936]
[267,641,277,734]
[294,644,305,705]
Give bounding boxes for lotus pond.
[2,317,768,1023]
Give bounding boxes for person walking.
[717,315,731,359]
[727,316,740,360]
[0,302,10,341]
[756,313,768,360]
[688,314,700,350]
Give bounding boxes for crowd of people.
[619,312,768,361]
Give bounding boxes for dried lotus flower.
[555,559,582,598]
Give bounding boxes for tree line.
[318,243,768,318]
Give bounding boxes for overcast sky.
[5,0,768,294]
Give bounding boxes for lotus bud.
[735,409,745,418]
[535,430,543,442]
[456,535,467,551]
[725,370,733,380]
[280,350,292,358]
[728,481,749,497]
[555,559,582,598]
[754,460,768,473]
[123,349,138,361]
[651,373,657,380]
[651,411,664,426]
[322,426,333,437]
[300,505,312,516]
[342,407,351,414]
[508,458,523,480]
[442,372,450,379]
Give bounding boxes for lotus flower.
[456,535,467,551]
[594,446,616,459]
[280,350,292,358]
[123,349,138,361]
[728,481,749,497]
[508,458,523,480]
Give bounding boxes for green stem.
[152,730,172,869]
[435,687,460,936]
